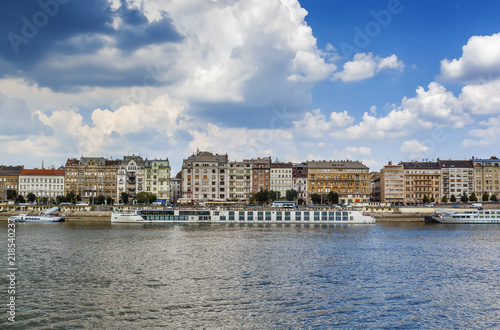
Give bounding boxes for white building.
[170,173,182,204]
[270,162,293,199]
[145,158,171,202]
[117,156,145,202]
[228,160,253,201]
[19,168,65,201]
[182,151,228,201]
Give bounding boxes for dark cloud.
[0,0,182,90]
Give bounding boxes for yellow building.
[473,156,500,200]
[145,158,171,202]
[64,157,119,203]
[307,160,370,205]
[0,165,23,201]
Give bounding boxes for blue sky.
[1,0,500,173]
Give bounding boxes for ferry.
[431,208,500,224]
[111,208,375,224]
[8,207,66,223]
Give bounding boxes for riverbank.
[1,210,425,222]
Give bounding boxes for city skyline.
[1,1,500,172]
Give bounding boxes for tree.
[450,194,456,203]
[121,192,129,204]
[96,195,106,205]
[135,192,156,204]
[441,195,448,203]
[422,195,430,204]
[65,192,76,203]
[253,189,269,205]
[27,192,36,203]
[41,197,48,204]
[311,193,321,205]
[269,190,281,202]
[482,192,490,202]
[6,189,17,200]
[430,197,435,203]
[56,195,65,204]
[491,194,498,202]
[285,189,298,201]
[469,192,478,202]
[76,195,82,202]
[17,195,25,203]
[461,193,469,203]
[327,191,339,205]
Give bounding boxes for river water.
[1,222,499,328]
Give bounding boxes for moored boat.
[431,208,500,224]
[111,208,375,224]
[8,207,66,223]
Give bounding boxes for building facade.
[270,162,293,199]
[228,160,252,202]
[473,156,500,200]
[145,158,171,202]
[0,166,23,201]
[292,163,308,203]
[64,157,119,203]
[307,160,370,205]
[19,168,65,202]
[370,172,381,202]
[438,159,473,200]
[182,151,228,201]
[380,163,404,205]
[402,161,441,205]
[170,171,182,204]
[117,156,145,202]
[252,157,271,193]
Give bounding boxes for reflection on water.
[1,222,499,328]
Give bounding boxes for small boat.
[8,207,66,223]
[431,208,500,224]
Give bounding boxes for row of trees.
[120,192,156,204]
[249,189,340,206]
[426,192,499,204]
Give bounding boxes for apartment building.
[228,159,252,202]
[438,159,473,200]
[402,161,440,204]
[19,168,65,201]
[307,160,370,205]
[270,162,293,199]
[0,165,23,200]
[182,151,228,201]
[117,156,145,201]
[252,157,271,194]
[380,162,404,205]
[170,171,182,204]
[292,163,308,203]
[473,156,500,200]
[145,158,171,202]
[65,157,119,202]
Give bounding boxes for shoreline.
[1,211,426,222]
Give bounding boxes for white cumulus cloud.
[333,52,404,82]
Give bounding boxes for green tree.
[96,195,106,204]
[490,194,498,202]
[27,192,36,203]
[285,189,298,201]
[135,192,156,204]
[76,194,82,202]
[269,190,281,202]
[121,192,129,204]
[253,189,269,205]
[482,192,490,202]
[461,193,469,203]
[56,195,65,204]
[441,195,448,203]
[65,192,75,203]
[422,195,430,204]
[450,194,457,203]
[469,192,478,202]
[311,193,321,205]
[41,197,48,204]
[17,195,25,203]
[430,197,435,203]
[6,189,17,200]
[327,191,339,205]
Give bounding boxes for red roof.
[20,169,65,176]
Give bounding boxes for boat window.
[265,212,272,221]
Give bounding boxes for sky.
[1,0,500,173]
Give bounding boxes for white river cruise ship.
[111,208,376,224]
[432,208,500,224]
